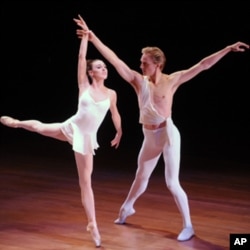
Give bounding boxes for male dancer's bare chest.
[149,81,172,106]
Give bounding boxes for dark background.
[1,1,250,171]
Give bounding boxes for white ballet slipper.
[114,207,135,224]
[177,227,195,241]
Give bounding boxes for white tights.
[74,152,97,226]
[13,119,67,141]
[120,118,192,228]
[7,118,98,226]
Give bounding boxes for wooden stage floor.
[0,138,249,250]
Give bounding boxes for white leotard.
[61,87,110,155]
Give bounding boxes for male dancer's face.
[140,53,158,77]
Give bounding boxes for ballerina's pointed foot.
[114,207,135,224]
[0,116,19,128]
[86,222,101,247]
[177,227,195,241]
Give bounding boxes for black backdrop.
[1,1,250,169]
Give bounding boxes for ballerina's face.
[90,60,108,80]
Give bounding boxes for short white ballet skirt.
[61,88,110,155]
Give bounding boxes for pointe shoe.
[177,227,195,241]
[0,116,19,128]
[86,222,101,247]
[114,207,135,224]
